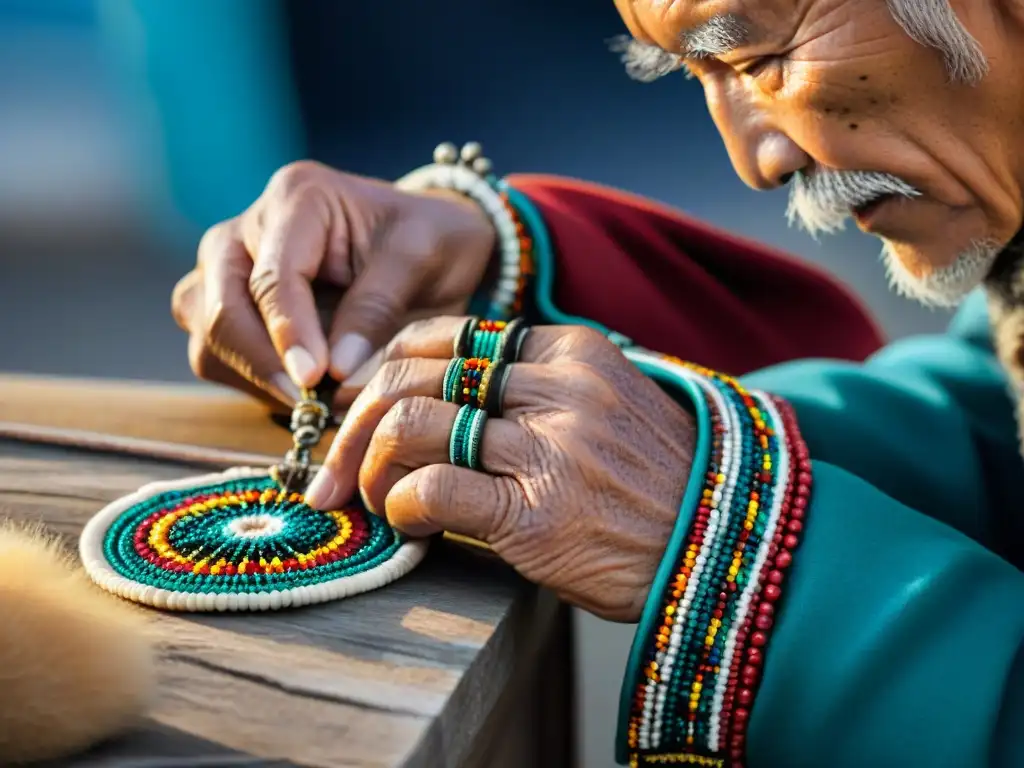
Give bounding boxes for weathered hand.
[170,162,496,409]
[303,317,695,622]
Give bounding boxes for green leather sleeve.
[737,291,1024,767]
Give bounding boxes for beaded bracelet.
[396,142,534,320]
[617,350,811,768]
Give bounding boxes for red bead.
[787,519,804,534]
[768,570,784,585]
[751,632,768,647]
[776,550,793,569]
[798,472,812,485]
[796,484,810,497]
[734,707,750,723]
[737,689,753,706]
[783,534,799,549]
[755,614,774,631]
[225,564,237,575]
[731,748,745,761]
[747,647,763,665]
[793,496,807,509]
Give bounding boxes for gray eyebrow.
[607,35,686,82]
[682,13,751,57]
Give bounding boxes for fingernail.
[269,372,302,404]
[330,333,373,380]
[283,346,319,388]
[303,469,336,509]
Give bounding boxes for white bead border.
[78,466,429,612]
[395,142,522,316]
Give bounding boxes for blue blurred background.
[0,1,954,765]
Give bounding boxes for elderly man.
[171,1,1024,766]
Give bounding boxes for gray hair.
[610,0,988,85]
[886,0,988,84]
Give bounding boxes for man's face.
[613,0,1024,307]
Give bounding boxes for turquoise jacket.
[503,182,1024,767]
[736,289,1024,767]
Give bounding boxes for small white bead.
[460,141,483,163]
[434,142,458,164]
[472,156,493,175]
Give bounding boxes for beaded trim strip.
[497,189,535,317]
[79,467,428,612]
[622,359,811,768]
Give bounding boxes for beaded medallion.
[79,467,428,612]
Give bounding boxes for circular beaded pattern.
[79,467,428,611]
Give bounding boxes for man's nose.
[752,132,807,190]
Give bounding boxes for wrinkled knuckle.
[384,319,432,360]
[561,361,619,409]
[490,477,523,540]
[380,396,434,445]
[265,160,325,197]
[196,221,237,267]
[418,464,454,518]
[373,358,415,395]
[247,264,285,311]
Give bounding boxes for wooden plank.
[0,435,566,767]
[0,374,313,459]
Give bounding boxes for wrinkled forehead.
[613,0,799,52]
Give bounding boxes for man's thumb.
[326,258,418,382]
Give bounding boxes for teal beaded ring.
[449,405,487,470]
[78,467,428,612]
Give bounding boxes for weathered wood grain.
[0,374,574,767]
[0,374,310,459]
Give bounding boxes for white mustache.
[787,169,921,237]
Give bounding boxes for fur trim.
[0,522,154,764]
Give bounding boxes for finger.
[246,190,334,389]
[197,223,301,405]
[326,257,421,383]
[186,332,289,411]
[327,358,450,503]
[170,269,202,332]
[305,396,528,514]
[385,464,521,539]
[370,317,572,367]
